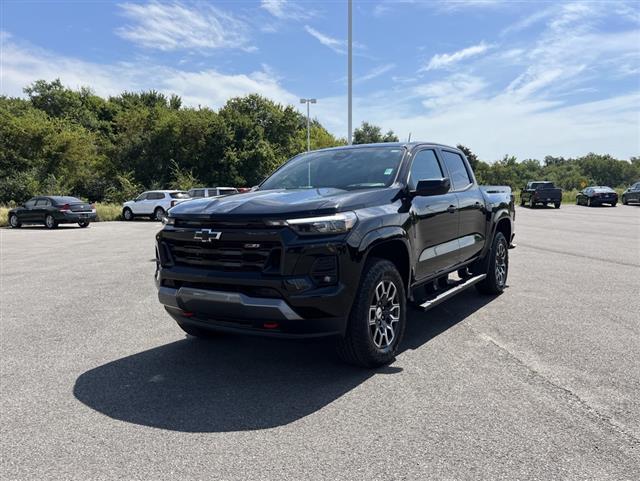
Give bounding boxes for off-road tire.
[336,258,406,368]
[476,232,509,295]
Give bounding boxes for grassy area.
[95,203,122,221]
[0,206,8,227]
[0,203,122,227]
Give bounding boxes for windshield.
[260,146,405,191]
[593,187,614,193]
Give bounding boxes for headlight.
[282,212,357,235]
[162,215,175,225]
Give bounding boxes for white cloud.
[423,42,492,71]
[304,25,346,54]
[116,1,253,51]
[0,36,296,108]
[358,63,396,83]
[260,0,313,21]
[414,74,488,109]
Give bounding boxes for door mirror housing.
[411,178,451,197]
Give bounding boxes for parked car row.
[520,180,640,208]
[7,186,244,229]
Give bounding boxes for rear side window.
[170,192,190,199]
[25,198,37,208]
[441,151,472,190]
[190,189,205,198]
[408,150,443,190]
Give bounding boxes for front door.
[408,148,460,280]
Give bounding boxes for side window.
[136,193,147,201]
[148,192,164,200]
[191,189,205,198]
[25,198,37,208]
[441,151,472,191]
[408,150,443,190]
[35,199,50,207]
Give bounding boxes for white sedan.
[122,190,191,221]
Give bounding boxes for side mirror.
[412,178,451,197]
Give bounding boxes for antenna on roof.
[407,132,412,142]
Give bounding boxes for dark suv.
[155,143,515,367]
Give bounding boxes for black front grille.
[165,238,281,272]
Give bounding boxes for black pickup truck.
[520,181,562,208]
[155,143,515,367]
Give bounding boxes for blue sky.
[1,0,639,160]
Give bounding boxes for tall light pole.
[300,98,317,152]
[347,0,353,145]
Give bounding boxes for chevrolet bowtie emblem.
[193,229,222,242]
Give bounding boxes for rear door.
[409,148,460,279]
[31,198,51,222]
[147,192,167,212]
[440,149,487,263]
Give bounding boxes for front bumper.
[159,286,346,338]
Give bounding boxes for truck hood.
[168,187,400,218]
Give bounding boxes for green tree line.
[1,79,637,204]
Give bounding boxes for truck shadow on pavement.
[73,291,495,433]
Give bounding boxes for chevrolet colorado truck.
[155,143,515,367]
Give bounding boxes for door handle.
[447,205,457,214]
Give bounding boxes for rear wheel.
[44,214,58,229]
[123,208,133,221]
[587,198,592,207]
[622,196,628,205]
[554,202,561,209]
[476,232,508,295]
[9,214,21,228]
[337,258,406,368]
[611,202,617,207]
[153,207,165,221]
[78,221,90,228]
[529,198,535,208]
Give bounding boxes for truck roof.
[311,142,460,153]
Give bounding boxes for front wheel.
[555,202,561,209]
[337,258,406,368]
[476,232,509,295]
[122,208,133,221]
[44,214,58,229]
[9,214,21,228]
[529,198,535,208]
[622,196,628,205]
[587,198,592,207]
[78,221,90,228]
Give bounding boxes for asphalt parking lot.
[1,205,639,480]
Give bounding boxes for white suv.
[122,190,191,221]
[187,187,238,198]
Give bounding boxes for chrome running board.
[419,274,487,311]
